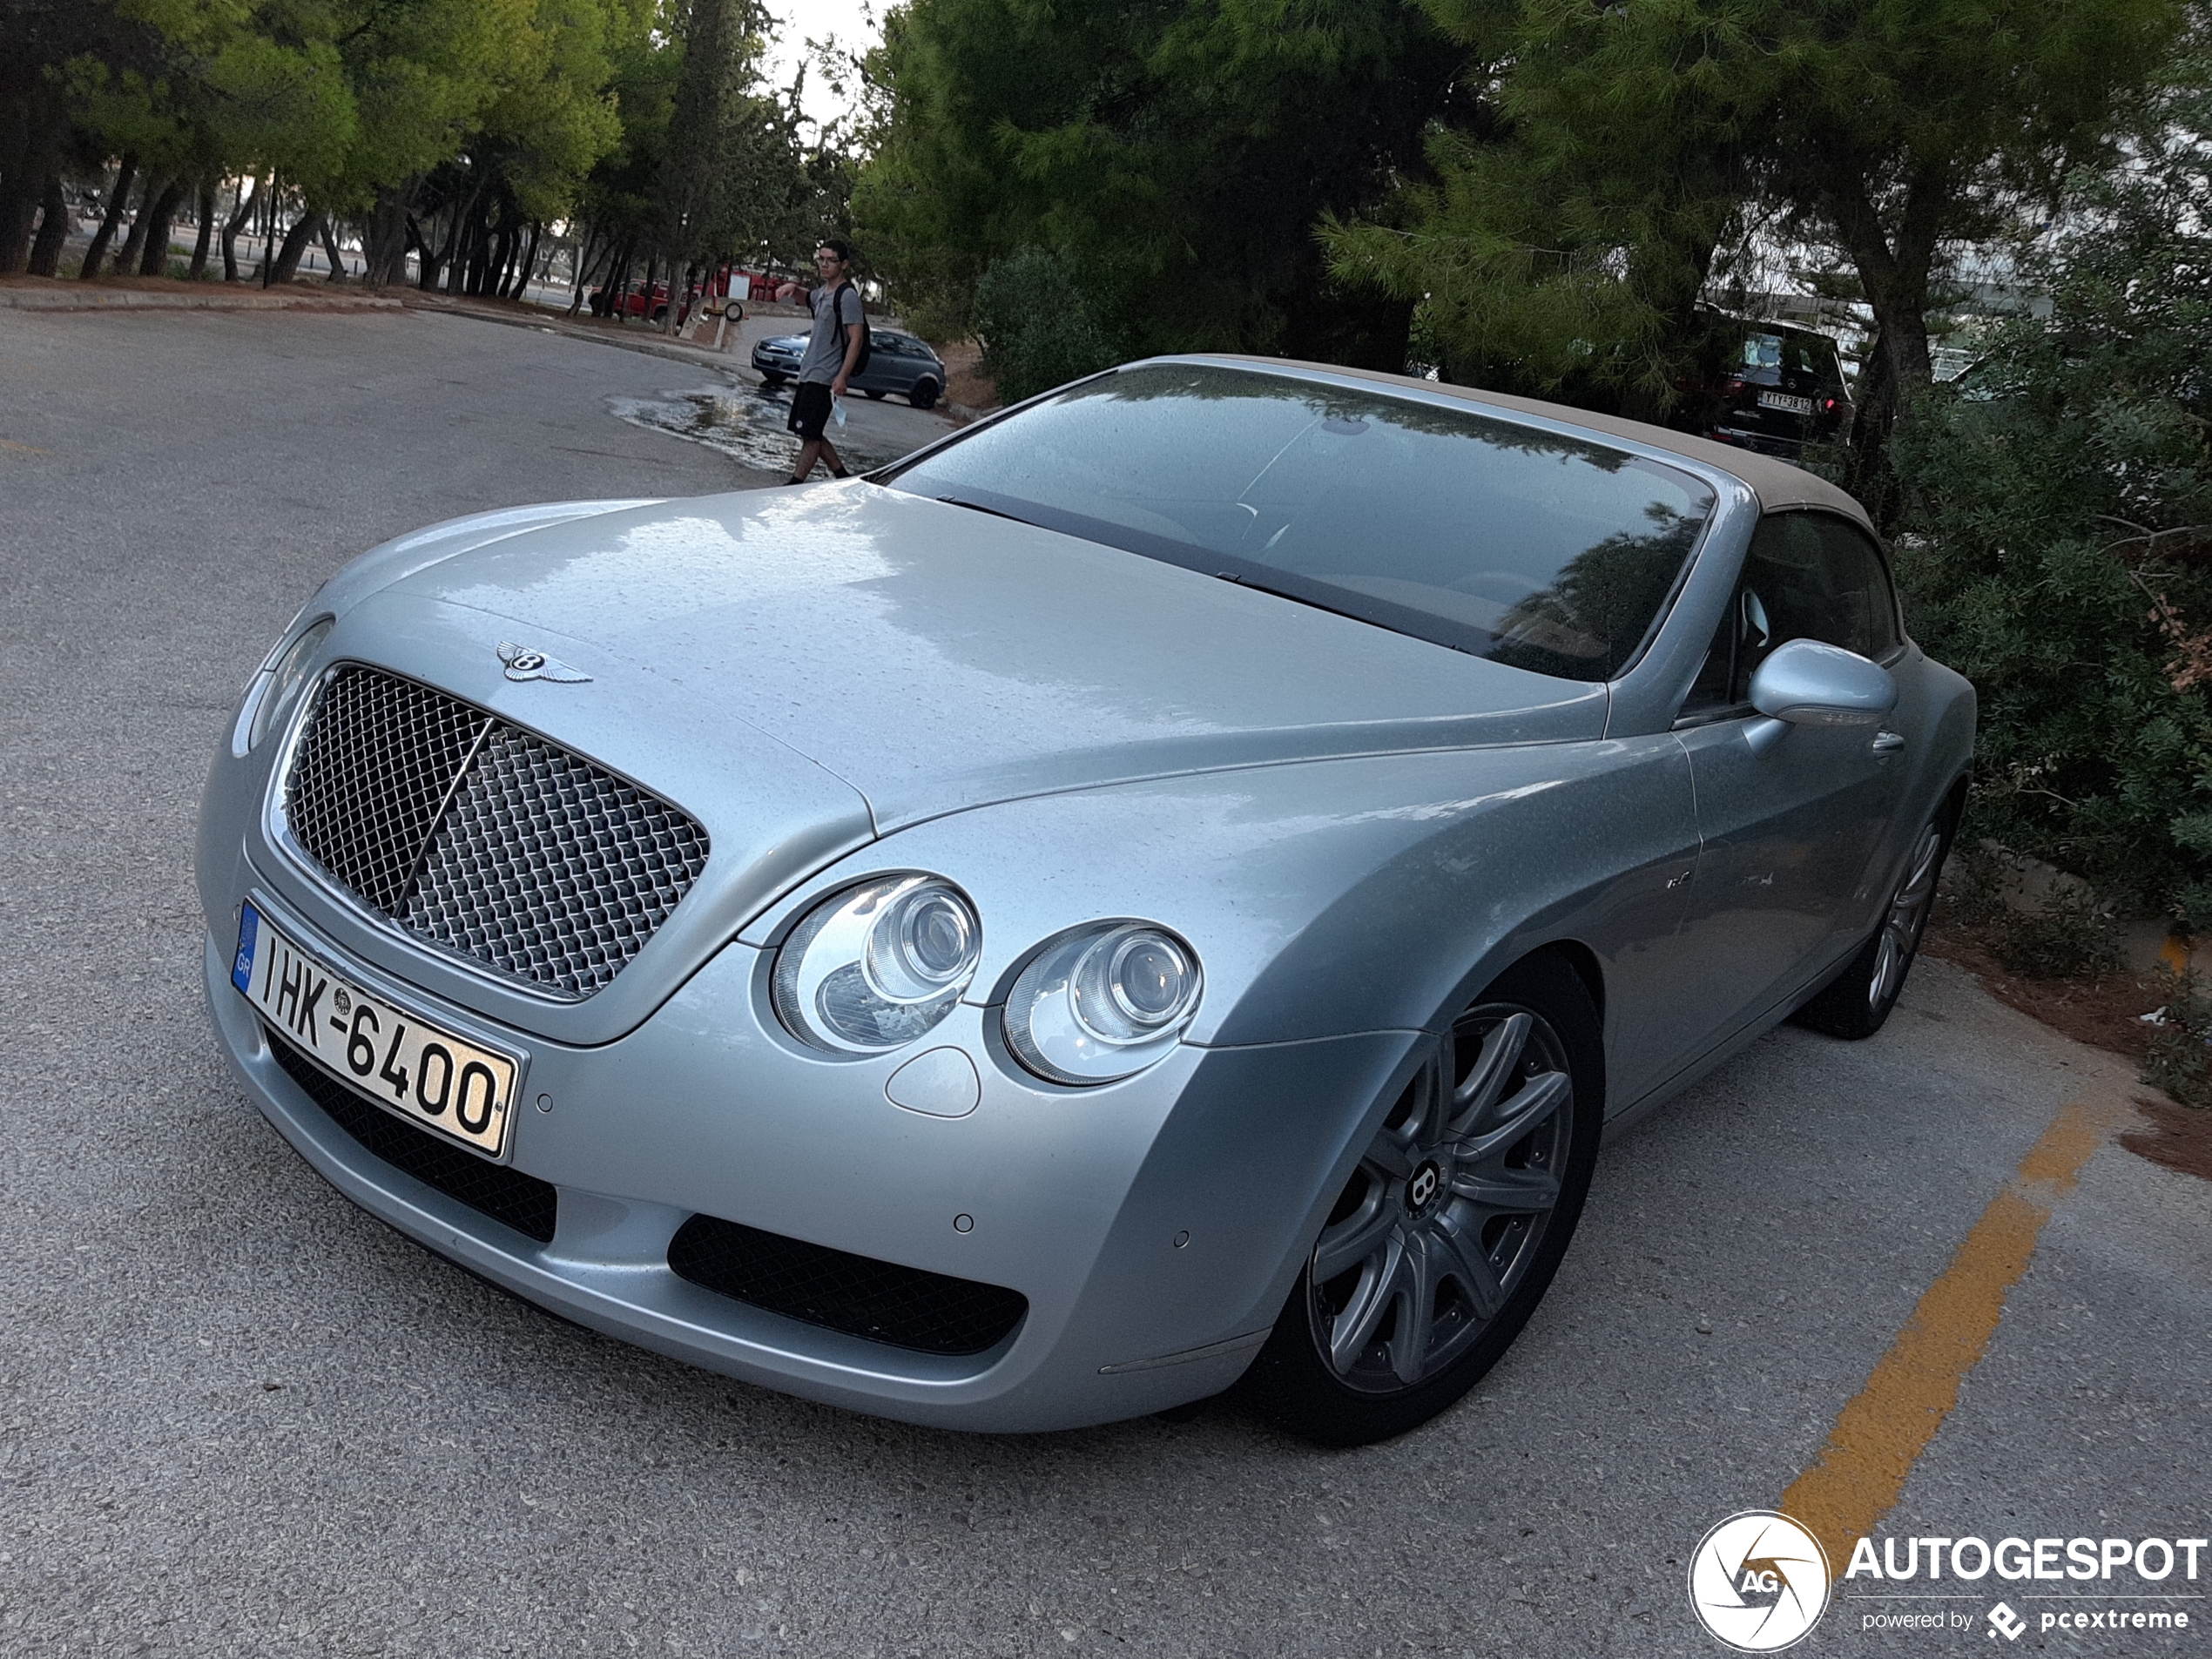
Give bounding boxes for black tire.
[864,388,886,400]
[1237,952,1604,1447]
[759,374,786,390]
[1792,802,1957,1041]
[907,379,941,410]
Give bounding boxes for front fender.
[734,737,1702,1098]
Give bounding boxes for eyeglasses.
[814,253,842,266]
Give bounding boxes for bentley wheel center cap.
[1407,1160,1442,1214]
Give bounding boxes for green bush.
[1890,65,2212,925]
[2142,969,2212,1109]
[1984,890,2128,981]
[969,251,1120,406]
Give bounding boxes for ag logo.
[1689,1511,1831,1651]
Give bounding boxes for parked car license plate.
[1758,390,1815,415]
[233,902,520,1157]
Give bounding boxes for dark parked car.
[753,328,947,409]
[1695,318,1854,458]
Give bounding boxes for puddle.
[608,385,909,474]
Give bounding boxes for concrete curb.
[401,293,752,376]
[0,283,401,314]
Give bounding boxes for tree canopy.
[1323,0,2193,490]
[853,0,1464,368]
[1890,63,2212,922]
[0,0,852,287]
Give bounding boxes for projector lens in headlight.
[772,875,981,1054]
[1003,921,1203,1085]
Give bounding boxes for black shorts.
[787,381,833,442]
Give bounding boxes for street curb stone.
[0,282,401,314]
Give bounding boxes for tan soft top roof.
[1200,355,1877,533]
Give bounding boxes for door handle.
[1871,729,1905,753]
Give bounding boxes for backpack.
[830,279,872,374]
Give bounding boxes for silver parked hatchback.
[752,327,947,408]
[199,357,1973,1444]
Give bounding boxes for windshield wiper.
[934,495,1036,527]
[1213,568,1406,637]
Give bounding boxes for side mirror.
[1745,639,1896,745]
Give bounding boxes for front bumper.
[201,887,1413,1432]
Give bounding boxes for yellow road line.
[0,436,51,455]
[1779,1096,2120,1563]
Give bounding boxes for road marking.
[1779,1096,2121,1563]
[0,436,53,455]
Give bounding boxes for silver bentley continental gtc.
[199,358,1973,1444]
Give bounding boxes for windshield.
[885,364,1716,681]
[1738,330,1844,388]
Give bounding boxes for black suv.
[1691,318,1854,458]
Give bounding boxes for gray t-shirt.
[799,283,865,383]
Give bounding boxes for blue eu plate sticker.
[233,903,260,995]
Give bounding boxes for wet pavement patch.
[608,384,908,475]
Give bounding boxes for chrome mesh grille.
[282,665,709,999]
[404,726,711,997]
[285,670,490,913]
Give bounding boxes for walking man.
[775,240,867,484]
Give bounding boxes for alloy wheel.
[1307,1006,1574,1393]
[1871,819,1944,1013]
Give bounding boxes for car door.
[853,334,908,395]
[1669,511,1916,1049]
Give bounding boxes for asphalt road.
[1,307,2206,1658]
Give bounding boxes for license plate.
[233,903,520,1157]
[1758,391,1814,415]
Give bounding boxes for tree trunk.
[442,179,487,295]
[361,182,415,287]
[27,172,69,276]
[112,173,165,276]
[604,241,634,318]
[514,220,543,302]
[136,177,186,275]
[661,260,692,334]
[268,208,320,285]
[259,182,283,286]
[80,155,138,279]
[319,214,347,280]
[1828,170,1946,522]
[425,179,478,292]
[221,175,259,280]
[187,179,216,279]
[0,89,67,272]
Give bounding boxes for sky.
[763,0,882,132]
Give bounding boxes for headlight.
[1003,922,1203,1085]
[248,617,333,749]
[772,874,982,1054]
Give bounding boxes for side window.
[1679,513,1903,717]
[1805,517,1901,660]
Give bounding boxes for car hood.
[383,482,1607,828]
